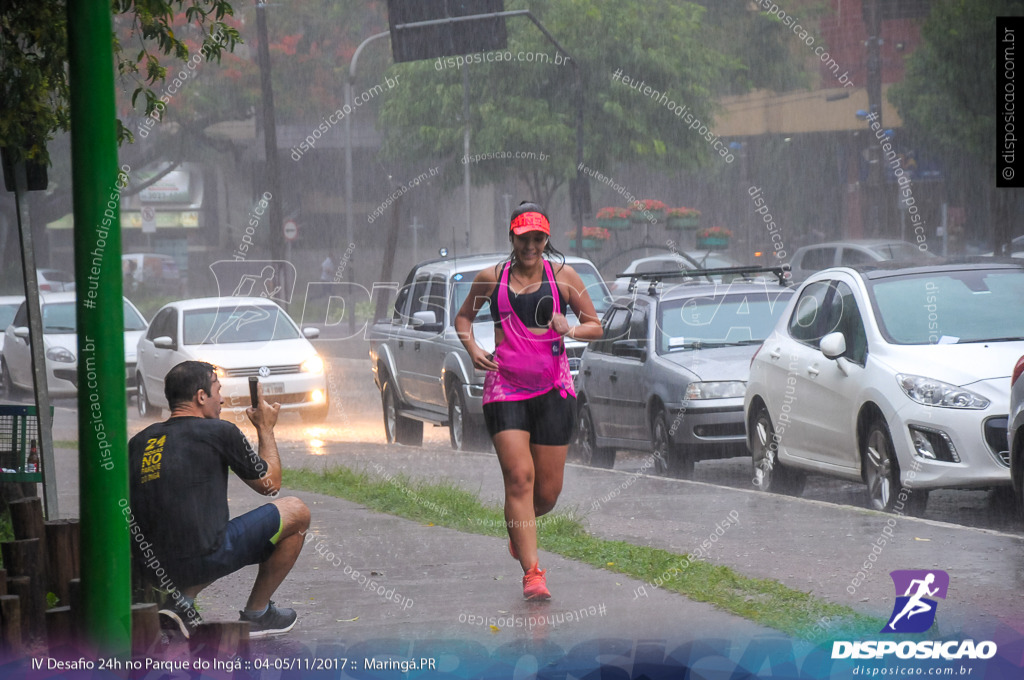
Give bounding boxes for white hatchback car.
[1,293,148,398]
[745,261,1021,515]
[135,297,328,422]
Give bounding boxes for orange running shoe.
[522,564,551,600]
[508,539,519,561]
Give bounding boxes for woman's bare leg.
[493,429,539,572]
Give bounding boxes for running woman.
[454,202,603,600]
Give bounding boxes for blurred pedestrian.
[453,202,603,600]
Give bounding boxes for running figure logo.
[882,570,949,633]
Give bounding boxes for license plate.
[263,382,284,395]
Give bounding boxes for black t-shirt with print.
[128,416,268,559]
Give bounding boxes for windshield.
[40,300,146,334]
[0,304,18,330]
[451,261,610,323]
[657,290,793,354]
[870,243,936,261]
[869,269,1024,344]
[40,270,75,283]
[183,305,301,345]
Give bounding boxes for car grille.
[224,364,302,378]
[225,392,309,408]
[984,417,1010,468]
[126,363,137,388]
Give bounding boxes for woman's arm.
[454,269,501,371]
[551,265,604,342]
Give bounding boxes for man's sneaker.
[239,601,297,638]
[159,598,202,639]
[523,564,550,600]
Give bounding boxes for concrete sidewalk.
[193,476,776,656]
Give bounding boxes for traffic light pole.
[66,0,131,655]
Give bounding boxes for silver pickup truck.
[368,253,610,451]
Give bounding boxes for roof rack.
[617,265,792,295]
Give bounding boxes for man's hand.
[245,382,281,432]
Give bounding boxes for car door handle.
[807,365,819,377]
[398,340,404,348]
[414,341,421,351]
[609,373,618,382]
[769,348,781,360]
[583,368,592,377]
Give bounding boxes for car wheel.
[577,402,615,469]
[137,375,161,419]
[381,378,423,446]
[652,409,694,479]
[447,381,491,452]
[862,417,927,516]
[749,404,806,496]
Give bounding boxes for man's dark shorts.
[164,504,281,588]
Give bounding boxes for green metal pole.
[66,0,131,654]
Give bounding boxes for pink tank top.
[482,259,576,404]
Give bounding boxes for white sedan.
[745,261,1021,515]
[135,297,328,422]
[1,292,148,398]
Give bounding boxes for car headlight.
[896,374,990,409]
[45,347,75,363]
[301,355,324,374]
[684,381,746,400]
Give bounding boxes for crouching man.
[129,361,311,638]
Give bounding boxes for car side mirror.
[412,310,444,333]
[13,327,29,339]
[820,332,847,360]
[153,336,175,350]
[302,327,321,339]
[612,339,644,359]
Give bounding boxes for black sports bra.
[489,262,568,329]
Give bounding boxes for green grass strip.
[283,465,886,643]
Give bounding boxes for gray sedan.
[575,274,794,477]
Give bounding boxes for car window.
[167,308,178,342]
[658,290,793,353]
[788,281,831,346]
[798,247,836,271]
[12,303,26,328]
[426,275,447,325]
[869,269,1024,344]
[407,275,431,321]
[571,262,611,314]
[824,282,868,364]
[636,258,690,274]
[147,309,172,340]
[595,306,630,353]
[123,301,147,331]
[41,303,76,334]
[871,242,934,261]
[628,303,649,350]
[450,270,492,322]
[183,305,300,345]
[0,304,19,330]
[40,270,75,283]
[391,268,417,323]
[840,248,876,265]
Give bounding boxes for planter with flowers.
[596,207,632,230]
[629,199,667,224]
[666,207,701,230]
[696,226,733,250]
[566,226,611,251]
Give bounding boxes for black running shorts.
[483,388,578,445]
